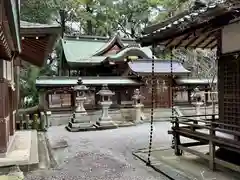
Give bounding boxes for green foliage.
[20,0,58,23]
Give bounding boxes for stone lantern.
[66,78,93,131]
[191,87,204,122]
[96,84,116,127]
[73,77,88,114]
[132,89,145,123]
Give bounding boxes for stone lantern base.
[95,120,118,129]
[95,101,117,129]
[66,112,95,132]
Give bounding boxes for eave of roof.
[137,2,240,49]
[128,59,190,74]
[36,76,142,87]
[19,21,61,67]
[4,0,21,53]
[20,21,61,35]
[175,78,217,85]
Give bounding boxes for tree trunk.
[86,5,93,35]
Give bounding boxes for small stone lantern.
[132,89,145,123]
[191,87,204,122]
[66,78,93,131]
[96,84,116,127]
[73,78,88,114]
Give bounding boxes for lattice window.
[220,56,240,131]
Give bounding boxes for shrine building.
[36,34,190,112]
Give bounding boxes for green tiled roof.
[61,35,153,66]
[62,38,106,65]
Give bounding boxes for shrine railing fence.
[169,114,240,172]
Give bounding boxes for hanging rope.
[170,48,175,149]
[147,43,155,166]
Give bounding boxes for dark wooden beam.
[142,10,233,47]
[164,38,175,48]
[142,11,190,35]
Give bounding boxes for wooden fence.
[169,114,240,172]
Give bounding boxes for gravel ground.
[25,122,172,180]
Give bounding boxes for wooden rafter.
[20,35,56,66]
[202,38,216,49]
[164,38,175,48]
[24,39,47,51]
[0,25,11,59]
[210,41,217,49]
[193,31,215,48]
[175,33,192,48]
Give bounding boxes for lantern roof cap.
[97,84,115,96]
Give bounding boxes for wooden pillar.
[14,58,21,130]
[9,86,14,135]
[205,85,208,103]
[0,59,10,153]
[209,115,216,170]
[0,79,9,153]
[38,89,47,110]
[72,91,76,111]
[187,86,191,104]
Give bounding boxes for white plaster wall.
[3,60,13,81]
[3,60,6,79]
[222,21,240,54]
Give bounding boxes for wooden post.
[209,114,216,170]
[19,114,24,130]
[174,117,182,156]
[187,86,191,104]
[40,112,46,131]
[33,114,39,130]
[25,114,30,129]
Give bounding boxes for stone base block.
[74,112,87,117]
[71,115,91,124]
[66,122,96,132]
[0,130,38,167]
[95,121,118,130]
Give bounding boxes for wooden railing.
[169,114,240,172]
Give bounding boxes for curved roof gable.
[108,46,152,62]
[93,33,125,56]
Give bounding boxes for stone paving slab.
[133,147,239,180]
[0,175,24,180]
[0,130,38,167]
